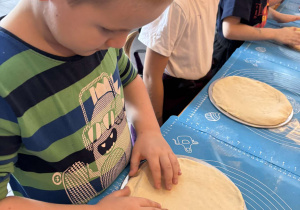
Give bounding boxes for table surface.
[88,0,300,207]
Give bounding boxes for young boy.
[212,0,300,72]
[0,0,181,209]
[138,0,220,125]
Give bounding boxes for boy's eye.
[99,26,131,35]
[100,27,114,34]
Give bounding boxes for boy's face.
[42,0,170,56]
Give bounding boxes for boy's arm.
[123,75,160,133]
[268,7,300,23]
[143,47,169,126]
[0,196,96,210]
[124,75,180,190]
[269,0,283,6]
[222,16,300,45]
[0,187,162,210]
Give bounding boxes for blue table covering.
[160,116,300,210]
[178,49,300,177]
[239,41,300,70]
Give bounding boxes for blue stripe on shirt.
[0,156,18,165]
[0,96,18,123]
[0,29,29,66]
[0,173,10,183]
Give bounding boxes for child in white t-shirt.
[139,0,220,125]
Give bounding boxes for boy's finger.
[138,197,161,208]
[159,156,173,191]
[148,158,162,189]
[113,186,131,197]
[168,153,180,185]
[129,153,140,176]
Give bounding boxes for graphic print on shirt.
[253,1,269,28]
[52,72,132,204]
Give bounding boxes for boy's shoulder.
[0,28,31,85]
[173,0,218,16]
[172,0,189,12]
[0,28,30,64]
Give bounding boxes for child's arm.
[124,75,181,191]
[0,196,95,210]
[222,16,300,45]
[268,7,300,23]
[0,187,163,209]
[269,0,283,6]
[143,47,169,126]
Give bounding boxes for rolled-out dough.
[212,76,293,126]
[126,158,245,210]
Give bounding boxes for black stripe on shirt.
[0,135,22,155]
[15,149,95,173]
[119,59,131,79]
[117,48,123,60]
[5,50,108,118]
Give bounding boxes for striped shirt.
[0,27,137,204]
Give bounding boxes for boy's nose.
[105,33,128,49]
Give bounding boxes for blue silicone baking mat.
[178,49,300,176]
[239,40,300,70]
[160,116,300,210]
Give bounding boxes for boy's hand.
[96,187,163,210]
[269,8,300,23]
[274,27,300,45]
[129,132,181,190]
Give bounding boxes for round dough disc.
[211,76,293,126]
[126,158,245,210]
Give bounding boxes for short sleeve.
[221,0,253,22]
[117,48,138,87]
[139,2,188,57]
[0,96,21,200]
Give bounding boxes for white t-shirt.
[139,0,219,80]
